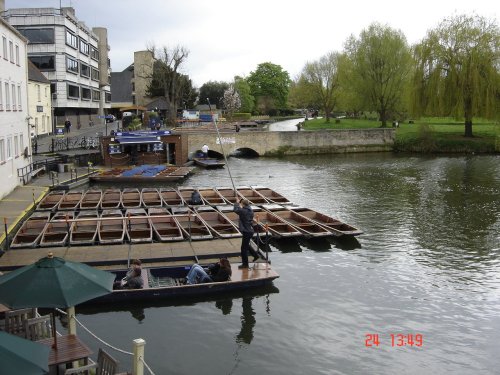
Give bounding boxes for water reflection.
[236,297,256,344]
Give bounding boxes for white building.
[27,60,51,138]
[0,16,29,199]
[3,7,111,131]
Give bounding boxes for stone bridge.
[185,129,395,159]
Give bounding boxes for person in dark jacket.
[190,189,202,205]
[186,258,232,285]
[234,198,260,268]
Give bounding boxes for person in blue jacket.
[233,198,260,268]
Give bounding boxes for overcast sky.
[6,0,498,88]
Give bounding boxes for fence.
[17,157,64,185]
[50,136,100,153]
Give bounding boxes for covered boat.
[100,189,122,210]
[10,212,50,248]
[70,211,99,245]
[149,208,184,242]
[36,191,65,212]
[125,208,153,243]
[39,212,74,247]
[98,209,126,244]
[79,189,102,210]
[194,206,241,238]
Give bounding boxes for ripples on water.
[79,154,500,374]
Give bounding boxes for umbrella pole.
[52,310,58,349]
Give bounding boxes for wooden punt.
[193,157,225,169]
[57,191,83,211]
[141,188,162,209]
[149,208,184,242]
[286,207,363,236]
[177,187,196,206]
[85,263,279,305]
[39,212,74,247]
[194,206,241,238]
[215,205,269,237]
[262,204,332,238]
[159,188,184,207]
[125,208,153,243]
[100,189,122,210]
[214,187,238,204]
[70,211,99,245]
[98,209,126,244]
[236,187,270,205]
[198,187,227,205]
[253,209,302,238]
[36,191,65,212]
[173,210,213,241]
[121,188,142,209]
[10,212,51,248]
[251,186,292,205]
[79,189,102,210]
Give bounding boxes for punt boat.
[121,188,142,209]
[141,188,162,209]
[198,187,227,205]
[159,188,184,207]
[285,207,363,236]
[193,157,225,169]
[10,212,51,248]
[251,186,293,205]
[149,208,184,242]
[57,191,83,211]
[36,191,65,212]
[214,187,238,204]
[215,205,269,237]
[262,204,332,238]
[236,187,270,205]
[100,189,122,210]
[194,206,241,238]
[98,209,126,244]
[79,189,102,210]
[85,262,279,304]
[39,212,74,247]
[70,211,99,245]
[253,209,302,238]
[125,208,153,243]
[177,187,196,206]
[173,209,213,241]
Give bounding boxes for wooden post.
[67,306,76,334]
[132,338,145,375]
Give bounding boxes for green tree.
[301,52,342,122]
[199,81,229,108]
[288,76,318,111]
[344,23,412,126]
[411,14,500,137]
[247,62,291,114]
[234,76,254,113]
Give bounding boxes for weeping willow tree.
[411,14,500,137]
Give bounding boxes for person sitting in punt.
[186,258,232,285]
[190,189,202,205]
[114,259,144,289]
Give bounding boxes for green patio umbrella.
[0,330,50,375]
[0,253,114,348]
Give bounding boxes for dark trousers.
[241,232,258,266]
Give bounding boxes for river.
[74,152,500,375]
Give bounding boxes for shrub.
[232,113,251,120]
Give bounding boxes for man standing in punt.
[234,198,259,268]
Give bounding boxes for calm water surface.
[75,153,500,375]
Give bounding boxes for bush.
[232,113,251,120]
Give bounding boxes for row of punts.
[11,197,361,249]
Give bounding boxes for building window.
[92,90,100,102]
[67,84,79,99]
[14,135,19,156]
[29,55,55,71]
[80,63,90,78]
[37,84,41,102]
[66,56,79,74]
[15,45,19,65]
[17,28,55,44]
[42,116,46,133]
[91,68,100,81]
[2,37,6,60]
[81,87,91,100]
[0,139,5,163]
[11,85,16,111]
[91,46,99,61]
[18,85,22,110]
[105,92,111,103]
[0,81,3,110]
[9,41,14,63]
[20,134,24,153]
[79,39,89,55]
[66,30,78,49]
[7,137,12,159]
[5,83,10,110]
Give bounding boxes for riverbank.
[302,117,499,153]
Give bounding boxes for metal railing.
[17,157,64,185]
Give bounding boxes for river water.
[75,152,500,375]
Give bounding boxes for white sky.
[6,0,498,88]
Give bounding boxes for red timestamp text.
[365,333,423,347]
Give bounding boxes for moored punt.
[70,211,99,245]
[215,205,269,237]
[98,209,126,244]
[100,189,122,210]
[253,210,302,238]
[84,262,279,304]
[173,210,213,241]
[10,212,51,248]
[177,187,195,206]
[237,187,269,205]
[141,188,162,209]
[251,186,293,205]
[194,206,241,238]
[79,189,102,210]
[286,207,363,236]
[262,204,332,238]
[36,191,65,211]
[160,188,184,207]
[121,188,142,209]
[198,187,227,205]
[193,157,226,169]
[39,212,74,247]
[149,208,184,242]
[214,187,238,204]
[125,208,153,243]
[57,191,83,211]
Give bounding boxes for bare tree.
[222,84,241,120]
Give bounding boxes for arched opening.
[230,148,260,158]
